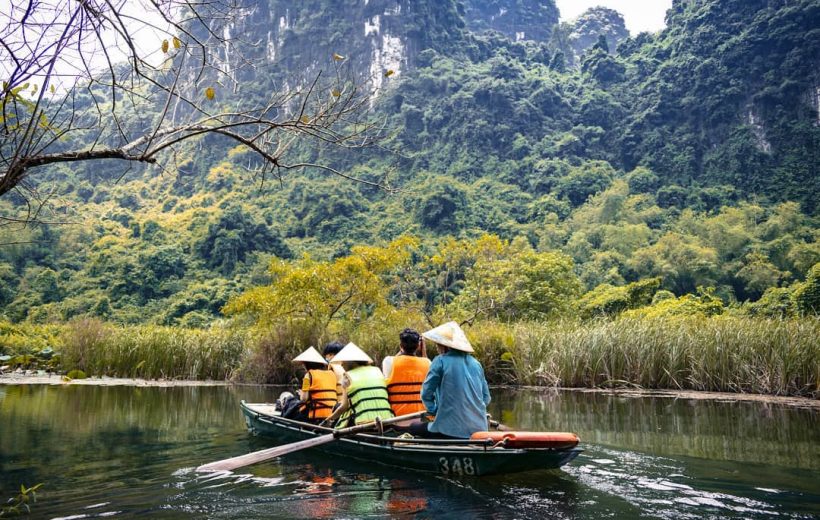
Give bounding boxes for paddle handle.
[332,410,426,436]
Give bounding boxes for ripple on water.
[566,448,783,519]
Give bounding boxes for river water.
[0,384,817,519]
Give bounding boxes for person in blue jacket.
[411,321,491,439]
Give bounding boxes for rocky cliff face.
[198,0,467,90]
[554,7,629,65]
[196,0,571,91]
[461,0,560,42]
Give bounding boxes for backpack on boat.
[280,395,307,421]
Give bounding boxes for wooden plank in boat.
[246,403,280,416]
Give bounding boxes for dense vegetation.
[2,236,818,395]
[0,0,817,393]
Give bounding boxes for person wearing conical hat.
[284,346,337,423]
[322,342,394,428]
[410,321,490,439]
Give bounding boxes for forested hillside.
[0,0,818,327]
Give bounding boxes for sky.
[0,0,173,91]
[554,0,674,34]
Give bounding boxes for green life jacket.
[345,365,394,425]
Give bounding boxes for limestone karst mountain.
[0,0,817,325]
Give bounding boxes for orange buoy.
[470,431,580,449]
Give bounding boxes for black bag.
[281,396,307,420]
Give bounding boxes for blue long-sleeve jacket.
[421,350,491,438]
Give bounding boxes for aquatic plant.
[60,319,247,380]
[470,317,819,397]
[2,315,816,397]
[0,483,42,517]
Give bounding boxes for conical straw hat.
[329,342,373,364]
[421,321,474,353]
[292,346,327,365]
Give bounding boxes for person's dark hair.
[399,328,420,354]
[303,362,326,371]
[323,341,344,357]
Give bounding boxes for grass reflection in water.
[0,384,818,519]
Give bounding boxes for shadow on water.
[1,384,818,519]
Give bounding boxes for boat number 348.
[438,456,476,475]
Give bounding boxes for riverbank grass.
[1,317,816,397]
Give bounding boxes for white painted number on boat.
[438,457,476,476]
[463,457,475,475]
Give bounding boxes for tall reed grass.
[60,319,247,380]
[5,316,817,397]
[468,317,819,397]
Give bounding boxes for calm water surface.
[0,385,818,519]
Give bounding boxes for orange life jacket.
[385,355,431,416]
[303,369,338,420]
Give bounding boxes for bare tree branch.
[0,0,388,224]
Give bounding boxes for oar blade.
[197,433,336,472]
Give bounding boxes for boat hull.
[240,401,582,477]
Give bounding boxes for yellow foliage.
[205,87,215,100]
[206,161,237,187]
[430,233,505,268]
[225,237,419,332]
[91,235,125,251]
[350,235,418,273]
[227,144,250,160]
[161,39,169,53]
[173,37,181,49]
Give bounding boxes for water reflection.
[490,388,820,470]
[0,384,818,519]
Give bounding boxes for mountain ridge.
[0,0,817,326]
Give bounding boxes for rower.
[413,321,491,439]
[383,328,431,416]
[323,343,394,428]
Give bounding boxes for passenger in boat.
[413,321,490,439]
[322,342,395,427]
[322,341,346,398]
[282,346,338,423]
[383,328,431,416]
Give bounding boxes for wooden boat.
[240,401,583,477]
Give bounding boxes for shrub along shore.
[1,316,817,398]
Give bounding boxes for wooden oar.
[197,410,426,473]
[489,419,511,431]
[487,414,511,432]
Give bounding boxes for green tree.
[629,233,720,294]
[736,253,787,301]
[578,277,662,319]
[198,207,291,275]
[793,263,820,316]
[451,237,581,321]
